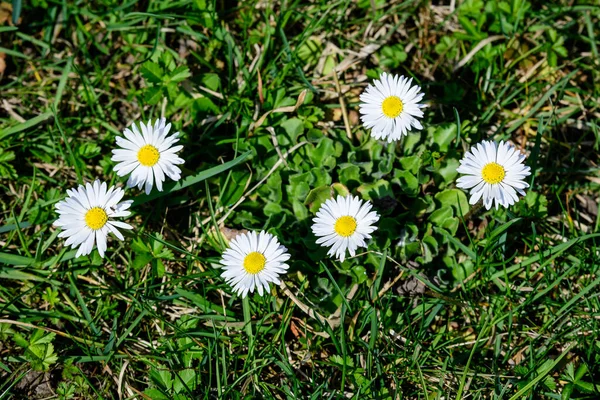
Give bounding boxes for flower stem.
[242,296,254,354]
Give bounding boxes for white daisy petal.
[457,140,531,210]
[112,118,184,194]
[359,73,425,142]
[311,195,380,262]
[219,231,290,299]
[53,180,133,258]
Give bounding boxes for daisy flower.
[111,118,184,195]
[359,72,425,142]
[220,231,290,298]
[54,180,133,258]
[456,140,531,210]
[312,195,380,262]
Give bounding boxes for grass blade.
[132,150,252,206]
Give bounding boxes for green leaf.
[13,332,29,348]
[169,65,191,83]
[175,289,234,317]
[0,111,53,141]
[133,151,252,206]
[194,97,220,113]
[304,185,332,213]
[418,235,439,264]
[132,253,153,270]
[173,369,197,394]
[28,343,58,371]
[288,175,311,199]
[154,259,166,278]
[351,265,367,284]
[331,183,350,197]
[435,158,460,186]
[280,118,304,142]
[201,73,220,91]
[508,343,575,400]
[434,189,469,216]
[292,199,308,220]
[338,164,361,186]
[220,171,250,207]
[30,330,55,345]
[429,206,453,225]
[297,37,322,66]
[452,258,474,281]
[264,202,283,216]
[0,252,34,266]
[309,138,337,168]
[517,191,548,218]
[432,123,458,152]
[150,367,173,390]
[145,86,164,105]
[399,155,421,174]
[357,179,393,201]
[144,388,170,400]
[322,55,336,75]
[394,170,419,197]
[12,0,22,25]
[380,44,408,69]
[141,61,164,84]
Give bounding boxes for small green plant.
[13,330,58,372]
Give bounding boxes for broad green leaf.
[399,155,421,174]
[435,189,469,216]
[144,389,170,400]
[429,206,453,225]
[132,253,153,270]
[394,170,419,197]
[264,202,283,216]
[304,185,332,213]
[169,65,191,83]
[435,158,460,187]
[432,123,458,152]
[338,164,360,186]
[309,138,338,168]
[145,86,164,104]
[141,61,164,84]
[173,369,197,393]
[357,179,393,201]
[331,183,350,197]
[292,199,308,220]
[150,367,173,390]
[194,96,220,113]
[280,118,304,142]
[201,73,220,91]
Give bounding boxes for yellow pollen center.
[381,96,404,118]
[137,145,160,167]
[481,162,505,184]
[334,216,357,237]
[85,207,108,230]
[243,252,266,274]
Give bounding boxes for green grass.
[1,0,600,398]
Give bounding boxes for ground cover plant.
[1,0,599,398]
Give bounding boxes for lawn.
[1,0,600,398]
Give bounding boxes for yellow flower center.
[85,207,108,230]
[481,162,506,184]
[137,144,160,167]
[381,96,404,118]
[334,216,357,237]
[243,252,266,274]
